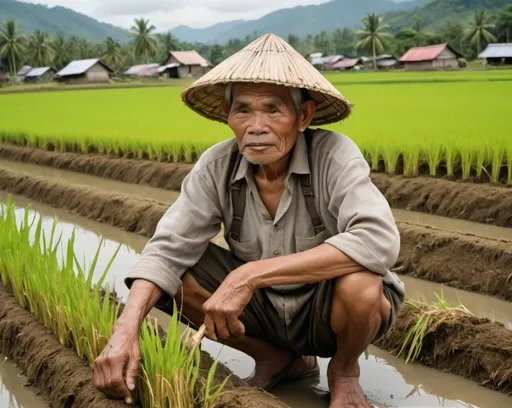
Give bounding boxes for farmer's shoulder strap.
[227,147,246,242]
[300,130,326,235]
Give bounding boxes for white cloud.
[20,0,329,29]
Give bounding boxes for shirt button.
[273,250,279,256]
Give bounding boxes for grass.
[0,69,511,183]
[397,293,474,364]
[0,198,228,407]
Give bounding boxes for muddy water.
[0,354,47,408]
[2,194,512,407]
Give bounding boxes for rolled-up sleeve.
[125,164,222,298]
[324,157,400,276]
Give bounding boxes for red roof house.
[332,58,363,70]
[399,43,463,71]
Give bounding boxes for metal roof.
[377,59,397,67]
[25,67,54,78]
[123,63,160,76]
[399,43,462,62]
[332,58,361,69]
[16,65,33,76]
[169,51,211,67]
[479,43,512,59]
[312,55,344,66]
[56,59,113,77]
[157,63,179,73]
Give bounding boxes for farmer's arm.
[203,156,400,335]
[94,163,222,400]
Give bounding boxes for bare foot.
[328,362,369,408]
[247,355,318,390]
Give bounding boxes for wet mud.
[397,222,512,301]
[1,144,510,227]
[376,303,512,395]
[1,167,510,302]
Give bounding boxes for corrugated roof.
[312,55,344,66]
[170,51,210,67]
[56,59,113,77]
[157,63,179,73]
[377,59,397,67]
[124,63,160,76]
[479,43,512,59]
[16,65,32,76]
[399,43,461,62]
[25,67,54,78]
[332,58,361,69]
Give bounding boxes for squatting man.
[93,34,405,408]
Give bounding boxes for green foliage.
[26,30,54,67]
[0,199,228,407]
[0,19,25,75]
[465,9,497,54]
[131,18,158,64]
[356,13,392,69]
[102,37,124,72]
[494,4,512,42]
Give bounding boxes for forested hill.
[172,0,422,44]
[384,0,511,31]
[0,0,128,42]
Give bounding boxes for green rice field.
[0,70,511,183]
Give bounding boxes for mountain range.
[1,0,509,44]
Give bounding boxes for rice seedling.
[397,293,473,364]
[0,70,510,183]
[0,198,228,407]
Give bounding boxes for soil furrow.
[0,144,510,227]
[376,303,512,396]
[0,167,510,302]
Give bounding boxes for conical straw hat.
[181,33,352,126]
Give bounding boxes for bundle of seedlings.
[0,198,285,407]
[376,295,512,395]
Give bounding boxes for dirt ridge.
[0,167,510,302]
[0,144,510,227]
[376,303,512,395]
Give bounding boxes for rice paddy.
[0,69,511,183]
[0,198,227,408]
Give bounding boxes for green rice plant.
[490,146,505,183]
[459,145,473,180]
[403,145,421,177]
[0,198,228,407]
[397,293,473,364]
[424,143,443,177]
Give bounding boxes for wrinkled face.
[226,83,315,166]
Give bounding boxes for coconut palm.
[102,37,123,72]
[130,18,157,64]
[465,9,496,55]
[27,30,55,67]
[356,13,391,70]
[0,20,26,75]
[53,34,72,69]
[157,31,180,60]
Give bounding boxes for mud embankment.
[0,167,511,301]
[0,144,510,227]
[376,303,512,395]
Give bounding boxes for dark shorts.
[176,243,400,358]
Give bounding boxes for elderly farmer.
[94,34,404,408]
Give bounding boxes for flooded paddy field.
[1,194,511,408]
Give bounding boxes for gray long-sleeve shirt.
[125,129,405,322]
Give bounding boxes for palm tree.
[102,37,123,72]
[130,18,157,63]
[157,31,180,60]
[356,13,391,70]
[0,20,26,75]
[27,30,55,67]
[53,34,71,69]
[465,10,496,55]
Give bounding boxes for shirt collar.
[232,131,310,183]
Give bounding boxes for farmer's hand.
[93,323,140,402]
[202,265,255,341]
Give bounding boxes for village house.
[399,43,463,71]
[162,51,212,78]
[55,59,113,85]
[332,57,363,71]
[310,53,344,70]
[479,43,512,66]
[16,65,32,82]
[123,63,160,78]
[24,67,57,82]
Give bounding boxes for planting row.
[0,74,511,183]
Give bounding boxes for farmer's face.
[226,83,315,166]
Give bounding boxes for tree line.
[1,4,511,77]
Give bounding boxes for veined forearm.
[116,279,163,330]
[246,243,367,289]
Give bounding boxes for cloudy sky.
[21,0,329,31]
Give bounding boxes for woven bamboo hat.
[181,33,352,126]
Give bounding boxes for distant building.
[157,63,180,78]
[332,58,363,71]
[16,65,32,82]
[24,67,57,82]
[311,54,344,70]
[123,63,160,78]
[399,44,463,71]
[55,59,113,85]
[479,43,512,65]
[162,51,212,78]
